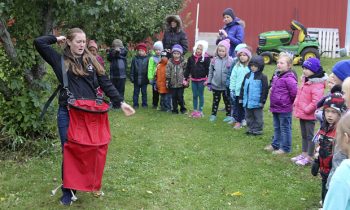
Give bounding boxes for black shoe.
[172,110,179,114]
[60,189,73,206]
[180,109,188,114]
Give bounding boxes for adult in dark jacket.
[34,28,134,206]
[162,15,189,56]
[216,8,245,57]
[239,55,268,135]
[107,39,128,108]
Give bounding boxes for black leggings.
[211,89,231,116]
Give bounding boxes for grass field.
[0,57,345,209]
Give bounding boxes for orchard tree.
[0,0,185,148]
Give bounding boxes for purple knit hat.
[172,44,183,54]
[302,58,322,73]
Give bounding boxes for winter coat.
[33,35,123,106]
[162,15,189,54]
[230,63,250,96]
[107,48,128,79]
[148,54,161,82]
[208,56,233,91]
[216,18,245,57]
[155,58,169,94]
[240,71,268,109]
[294,75,327,120]
[318,128,336,178]
[130,55,149,85]
[270,70,298,113]
[184,54,210,81]
[166,58,187,88]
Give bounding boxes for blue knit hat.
[172,44,183,54]
[332,60,350,81]
[302,58,322,73]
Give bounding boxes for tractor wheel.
[260,52,273,64]
[300,48,320,62]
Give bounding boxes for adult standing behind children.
[216,8,245,57]
[107,39,128,108]
[34,28,135,206]
[166,44,187,114]
[130,43,149,108]
[148,41,164,109]
[162,15,189,57]
[239,55,268,135]
[185,40,211,118]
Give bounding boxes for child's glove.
[311,157,320,176]
[207,83,212,91]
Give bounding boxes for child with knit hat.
[292,58,328,166]
[155,51,171,112]
[88,40,105,67]
[184,40,211,118]
[166,44,187,114]
[311,92,347,205]
[130,43,149,108]
[229,46,252,128]
[148,41,164,109]
[342,77,350,108]
[107,39,128,107]
[207,39,233,121]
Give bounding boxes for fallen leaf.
[231,191,242,196]
[300,197,306,201]
[0,197,5,202]
[146,190,153,194]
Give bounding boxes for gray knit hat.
[112,39,124,49]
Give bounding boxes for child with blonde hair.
[264,52,298,154]
[207,39,233,121]
[229,47,252,128]
[342,77,350,108]
[292,58,327,165]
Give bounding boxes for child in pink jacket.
[292,58,327,165]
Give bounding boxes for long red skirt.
[63,142,109,191]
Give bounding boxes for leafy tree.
[0,0,184,151]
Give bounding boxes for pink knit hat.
[217,39,230,55]
[237,47,252,59]
[88,40,98,50]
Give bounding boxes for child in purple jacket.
[264,52,298,154]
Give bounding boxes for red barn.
[179,0,350,55]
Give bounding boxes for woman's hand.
[219,29,227,38]
[56,36,66,44]
[120,102,136,116]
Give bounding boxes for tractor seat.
[291,20,307,42]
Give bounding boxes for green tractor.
[256,20,320,65]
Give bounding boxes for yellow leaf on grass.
[146,190,153,194]
[231,191,242,196]
[0,197,5,201]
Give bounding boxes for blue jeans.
[133,84,148,107]
[192,81,205,111]
[57,106,69,152]
[271,112,292,153]
[160,93,171,111]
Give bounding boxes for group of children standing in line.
[88,34,350,209]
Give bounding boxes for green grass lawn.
[0,57,346,209]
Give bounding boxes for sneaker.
[242,119,247,127]
[198,111,204,118]
[233,122,242,129]
[227,118,237,124]
[272,149,286,155]
[191,111,199,118]
[264,145,275,152]
[291,154,305,162]
[251,131,263,135]
[209,115,217,122]
[223,116,233,122]
[60,190,73,206]
[295,157,311,166]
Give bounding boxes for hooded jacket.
[208,40,233,90]
[270,70,298,113]
[130,55,149,85]
[162,15,189,54]
[293,73,327,120]
[185,40,210,81]
[108,48,128,79]
[216,17,245,57]
[166,58,187,88]
[240,56,268,109]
